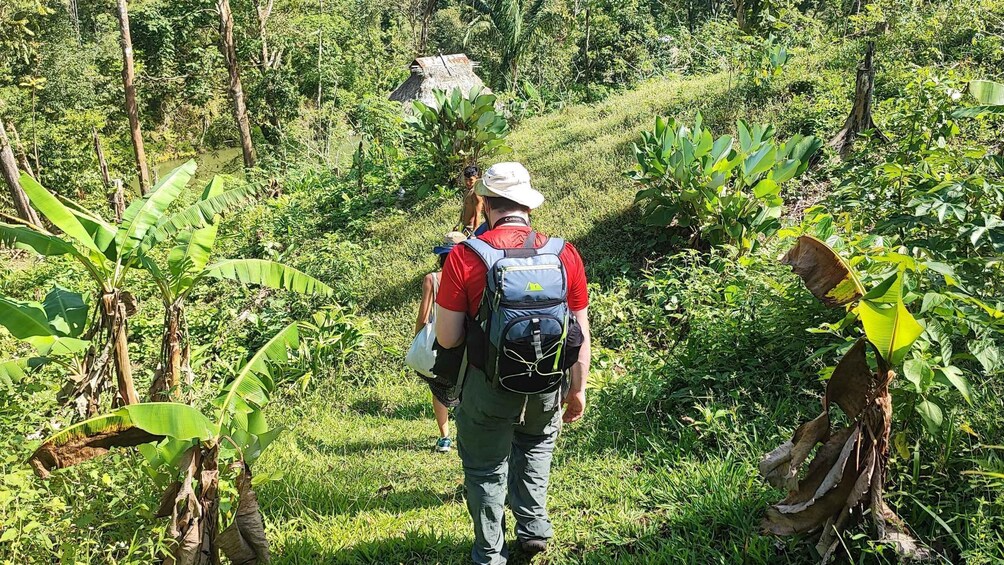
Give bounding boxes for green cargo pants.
[455,364,564,565]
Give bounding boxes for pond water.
[128,147,242,192]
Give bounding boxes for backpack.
[463,231,579,394]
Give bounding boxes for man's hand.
[562,389,585,423]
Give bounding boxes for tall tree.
[469,0,552,91]
[115,0,152,195]
[217,0,257,169]
[0,119,40,226]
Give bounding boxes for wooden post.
[6,121,35,181]
[0,120,41,226]
[93,127,111,188]
[109,179,125,222]
[829,42,886,158]
[116,0,152,194]
[217,0,257,170]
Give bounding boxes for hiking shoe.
[519,538,547,556]
[435,437,452,453]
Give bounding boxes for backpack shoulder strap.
[537,236,566,256]
[461,238,505,269]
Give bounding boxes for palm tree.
[468,0,552,91]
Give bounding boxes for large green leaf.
[953,80,1004,117]
[216,322,300,427]
[28,403,216,476]
[0,296,54,340]
[18,174,100,253]
[858,275,923,366]
[38,403,215,450]
[27,336,90,357]
[56,194,117,255]
[969,80,1004,105]
[43,287,88,337]
[151,183,257,245]
[167,177,230,294]
[116,160,197,257]
[0,223,75,256]
[202,259,334,297]
[915,399,944,435]
[0,358,30,391]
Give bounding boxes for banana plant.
[144,176,333,401]
[0,161,257,415]
[759,235,930,561]
[29,322,302,565]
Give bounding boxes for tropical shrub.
[743,34,791,91]
[145,179,334,401]
[629,115,821,254]
[407,86,511,194]
[831,72,1004,280]
[0,287,90,397]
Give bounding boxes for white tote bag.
[406,275,438,378]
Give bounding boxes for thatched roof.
[389,54,490,109]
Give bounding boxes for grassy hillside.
[3,44,1002,564]
[244,60,858,563]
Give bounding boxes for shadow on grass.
[363,268,427,314]
[570,205,680,286]
[274,528,558,565]
[349,395,430,420]
[274,528,471,564]
[260,479,458,520]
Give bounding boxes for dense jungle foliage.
[1,0,1003,563]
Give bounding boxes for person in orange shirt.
[456,165,485,237]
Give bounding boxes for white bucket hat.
[475,162,545,210]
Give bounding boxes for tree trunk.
[151,300,192,401]
[418,0,437,55]
[7,120,35,181]
[829,42,886,158]
[0,119,41,226]
[217,0,257,169]
[59,289,138,417]
[163,445,221,565]
[93,127,111,188]
[116,0,151,195]
[105,290,139,406]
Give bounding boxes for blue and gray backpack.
[463,231,580,394]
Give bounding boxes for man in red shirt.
[436,162,591,564]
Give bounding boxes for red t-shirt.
[437,225,589,317]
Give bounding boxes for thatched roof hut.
[389,54,489,109]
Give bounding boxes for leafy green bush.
[629,114,821,254]
[743,35,791,91]
[832,71,1004,279]
[407,86,511,193]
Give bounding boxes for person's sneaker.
[519,538,547,556]
[435,437,452,453]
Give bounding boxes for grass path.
[250,69,827,564]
